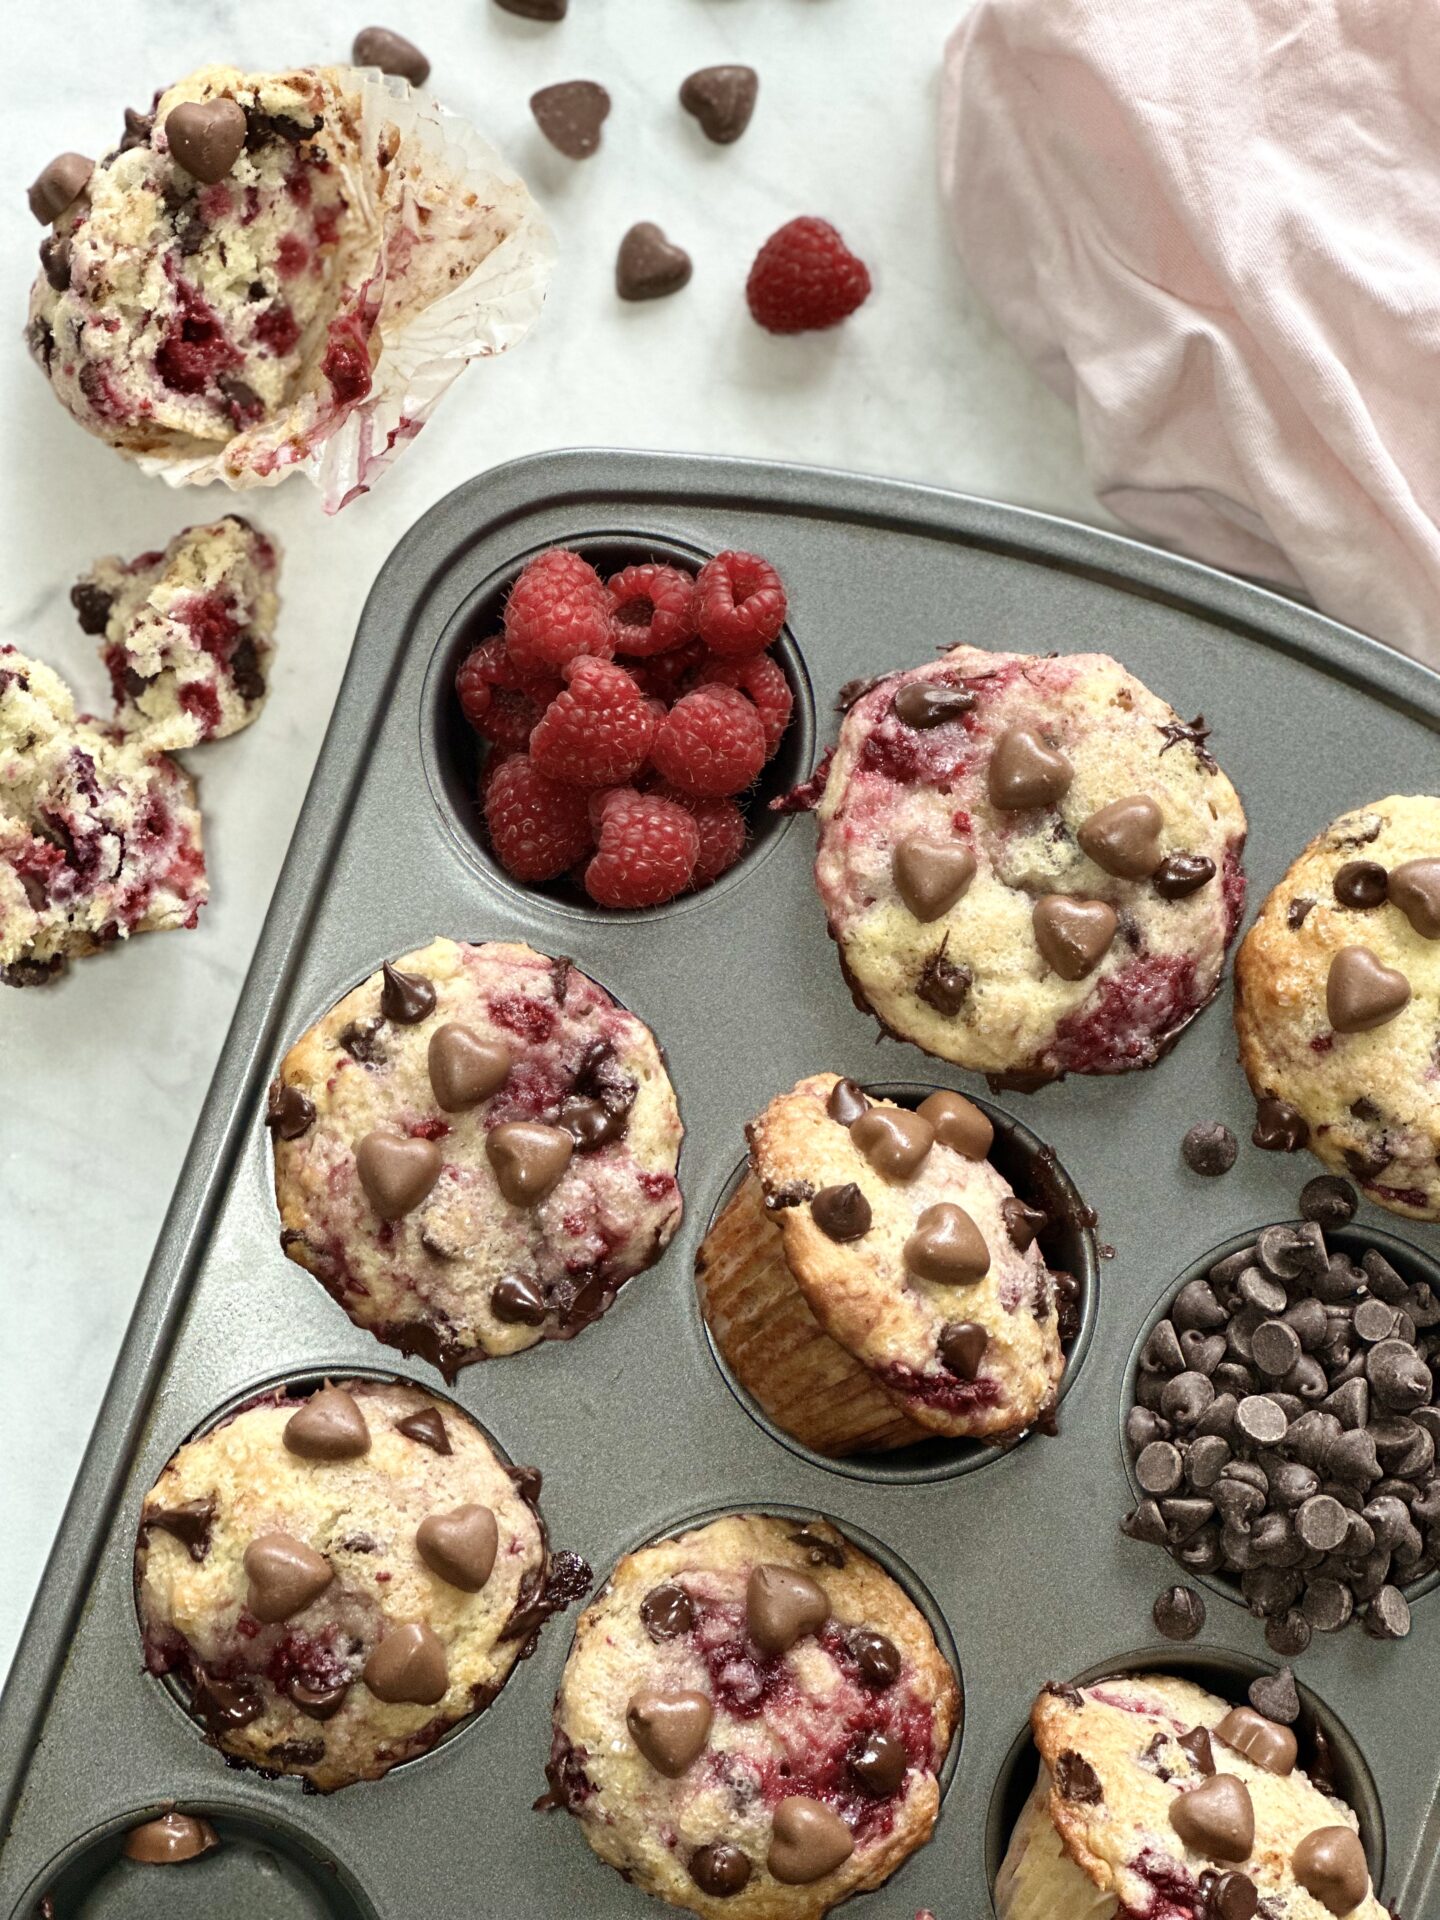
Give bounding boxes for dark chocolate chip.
[1364,1583,1411,1640]
[851,1630,902,1688]
[1183,1123,1238,1176]
[1137,1441,1185,1495]
[1180,1725,1216,1774]
[142,1497,216,1562]
[849,1727,906,1796]
[1055,1750,1103,1803]
[1001,1196,1047,1250]
[266,1081,315,1139]
[531,81,610,159]
[1248,1667,1300,1725]
[939,1320,988,1380]
[1333,859,1388,909]
[38,232,70,290]
[1265,1608,1312,1657]
[352,26,431,85]
[1252,1097,1310,1152]
[380,960,437,1024]
[1253,1319,1302,1378]
[1154,851,1217,900]
[396,1407,451,1453]
[70,582,114,634]
[827,1078,869,1126]
[291,1680,349,1720]
[190,1670,263,1733]
[679,65,759,144]
[491,1273,548,1325]
[1287,896,1316,928]
[1154,1584,1206,1640]
[916,944,972,1015]
[811,1182,871,1242]
[1201,1870,1259,1920]
[891,681,975,728]
[616,222,692,301]
[688,1844,751,1899]
[640,1583,695,1641]
[1156,712,1217,768]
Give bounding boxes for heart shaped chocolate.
[356,1129,442,1219]
[351,26,430,85]
[904,1203,989,1285]
[916,1090,992,1159]
[892,838,976,921]
[1214,1706,1296,1777]
[746,1563,829,1654]
[1292,1827,1370,1915]
[850,1106,934,1180]
[767,1797,855,1885]
[27,152,92,224]
[531,80,610,159]
[1388,857,1440,938]
[1033,896,1118,981]
[679,64,759,144]
[283,1385,371,1460]
[1167,1773,1255,1863]
[616,222,692,301]
[988,726,1073,808]
[625,1688,714,1776]
[243,1532,333,1623]
[1077,794,1164,879]
[164,98,247,184]
[1326,946,1411,1032]
[416,1504,498,1592]
[428,1024,511,1110]
[362,1621,449,1705]
[486,1121,573,1206]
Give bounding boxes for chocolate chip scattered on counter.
[811,1182,872,1242]
[1388,856,1440,939]
[531,80,610,158]
[892,837,976,921]
[679,64,759,144]
[243,1533,333,1623]
[746,1564,829,1654]
[283,1385,371,1460]
[1033,895,1118,981]
[1326,945,1411,1032]
[916,1089,992,1159]
[892,681,976,728]
[165,99,247,184]
[1364,1582,1411,1639]
[380,959,437,1023]
[827,1078,869,1126]
[626,1688,713,1776]
[903,1202,989,1284]
[1292,1827,1371,1915]
[1248,1666,1300,1726]
[1167,1773,1254,1863]
[27,152,92,223]
[615,221,692,301]
[1214,1705,1296,1776]
[1299,1174,1358,1228]
[1077,794,1164,879]
[351,26,430,85]
[357,1129,443,1219]
[496,0,567,16]
[491,1272,548,1324]
[428,1024,510,1111]
[395,1406,450,1453]
[688,1843,751,1898]
[1153,851,1216,900]
[767,1797,854,1885]
[1154,1584,1206,1640]
[486,1121,573,1205]
[1183,1123,1238,1176]
[122,1813,219,1866]
[1055,1750,1103,1803]
[640,1583,695,1641]
[851,1106,934,1180]
[417,1504,498,1591]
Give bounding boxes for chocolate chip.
[1253,1096,1309,1151]
[396,1407,451,1453]
[165,99,248,184]
[746,1564,828,1654]
[1253,1319,1302,1378]
[1300,1175,1358,1229]
[190,1670,262,1733]
[1154,851,1217,900]
[531,81,610,159]
[339,1015,388,1065]
[1287,896,1316,928]
[1175,1280,1229,1332]
[1292,1828,1371,1916]
[122,1814,219,1866]
[688,1844,751,1898]
[1055,1750,1103,1803]
[849,1727,906,1796]
[891,681,975,728]
[1248,1666,1300,1725]
[266,1081,315,1140]
[786,1527,846,1569]
[38,232,70,291]
[851,1630,901,1688]
[616,222,692,301]
[810,1182,871,1242]
[486,1121,573,1206]
[627,1688,713,1778]
[28,152,92,223]
[767,1799,854,1887]
[1122,1498,1169,1544]
[291,1680,349,1720]
[827,1078,869,1126]
[1157,712,1217,767]
[244,1532,333,1623]
[1183,1123,1238,1176]
[1259,1221,1327,1282]
[939,1320,988,1379]
[679,64,759,144]
[1332,858,1388,909]
[1137,1441,1185,1494]
[120,108,153,152]
[1161,1372,1215,1427]
[352,26,431,85]
[1235,1395,1288,1446]
[379,960,437,1024]
[1265,1609,1312,1657]
[1001,1196,1048,1250]
[1154,1584,1205,1640]
[1364,1583,1411,1640]
[1201,1870,1259,1920]
[904,1202,989,1284]
[491,1273,548,1325]
[428,1025,509,1112]
[1180,1726,1216,1774]
[851,1106,934,1180]
[641,1582,695,1641]
[916,943,972,1014]
[1033,895,1117,980]
[69,582,114,634]
[142,1497,216,1562]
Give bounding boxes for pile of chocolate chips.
[1124,1191,1440,1649]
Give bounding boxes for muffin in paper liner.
[27,64,554,511]
[995,1768,1115,1920]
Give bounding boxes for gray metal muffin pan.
[2,449,1439,1919]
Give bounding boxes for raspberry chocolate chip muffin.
[1235,796,1440,1220]
[807,649,1247,1086]
[74,517,280,751]
[136,1376,589,1791]
[544,1512,959,1916]
[997,1673,1384,1919]
[0,647,205,985]
[271,939,683,1372]
[696,1074,1078,1455]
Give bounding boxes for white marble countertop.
[0,0,1105,1679]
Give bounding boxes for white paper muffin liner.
[995,1767,1117,1920]
[134,67,555,512]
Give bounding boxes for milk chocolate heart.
[27,152,92,223]
[904,1203,989,1285]
[1214,1706,1296,1777]
[625,1688,714,1776]
[850,1107,934,1180]
[767,1797,855,1884]
[416,1504,498,1591]
[616,222,692,301]
[988,727,1073,808]
[1292,1827,1370,1915]
[1388,857,1440,938]
[486,1121,573,1206]
[243,1532,333,1623]
[892,839,976,921]
[362,1622,449,1705]
[283,1385,371,1460]
[352,26,430,86]
[356,1130,442,1219]
[1167,1773,1254,1862]
[917,1090,992,1159]
[746,1563,829,1654]
[1077,794,1164,878]
[1326,946,1411,1032]
[428,1025,511,1110]
[164,98,247,184]
[1033,896,1118,980]
[679,64,758,144]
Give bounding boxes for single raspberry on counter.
[483,753,594,884]
[651,685,767,798]
[653,785,748,885]
[584,790,700,908]
[503,548,614,677]
[607,564,696,658]
[745,216,872,334]
[530,657,657,788]
[700,651,793,758]
[693,550,787,656]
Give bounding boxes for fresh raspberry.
[700,651,793,759]
[459,635,557,700]
[503,548,614,677]
[626,638,706,704]
[745,216,872,335]
[483,754,594,884]
[607,564,697,658]
[650,686,767,798]
[584,791,700,908]
[653,785,748,885]
[529,657,657,788]
[694,551,788,657]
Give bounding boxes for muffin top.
[1235,795,1440,1220]
[812,647,1247,1083]
[136,1377,586,1791]
[745,1073,1068,1440]
[272,939,684,1371]
[548,1513,959,1919]
[1032,1673,1384,1919]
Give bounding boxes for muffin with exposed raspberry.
[696,1074,1081,1456]
[25,63,549,500]
[270,938,684,1372]
[0,646,206,986]
[997,1672,1385,1919]
[544,1511,959,1916]
[136,1376,589,1791]
[458,545,796,908]
[802,649,1246,1086]
[73,516,280,751]
[1235,795,1440,1220]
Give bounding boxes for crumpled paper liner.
[994,1767,1117,1920]
[136,66,555,512]
[695,1174,930,1457]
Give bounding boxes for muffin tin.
[2,449,1438,1919]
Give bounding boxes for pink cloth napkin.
[939,0,1440,671]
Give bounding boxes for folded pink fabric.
[940,0,1440,670]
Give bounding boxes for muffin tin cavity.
[29,1805,376,1920]
[982,1646,1386,1908]
[700,1086,1098,1485]
[421,532,816,918]
[1122,1224,1440,1619]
